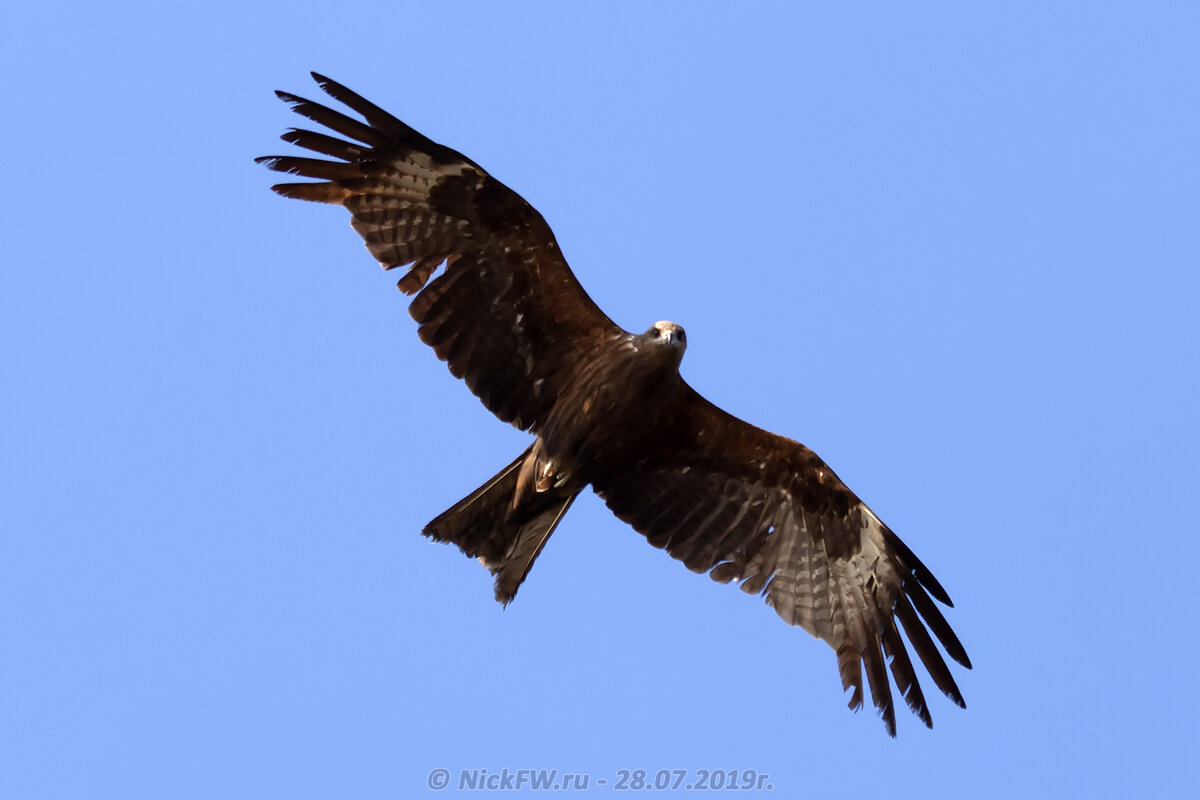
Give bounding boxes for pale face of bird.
[642,320,687,366]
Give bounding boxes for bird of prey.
[259,73,971,735]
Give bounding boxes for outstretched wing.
[258,73,618,431]
[594,386,971,736]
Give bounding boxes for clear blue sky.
[2,2,1197,797]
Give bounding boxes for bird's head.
[640,320,687,367]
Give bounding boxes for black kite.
[258,73,971,735]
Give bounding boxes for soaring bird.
[258,73,971,735]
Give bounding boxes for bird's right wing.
[258,73,620,431]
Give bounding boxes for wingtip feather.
[268,182,348,203]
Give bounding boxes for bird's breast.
[538,342,684,486]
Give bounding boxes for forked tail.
[422,446,578,605]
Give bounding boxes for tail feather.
[490,493,577,605]
[423,446,578,605]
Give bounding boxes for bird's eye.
[651,328,660,338]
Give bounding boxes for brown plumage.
[259,73,971,736]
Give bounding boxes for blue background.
[3,2,1197,797]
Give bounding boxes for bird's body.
[260,73,971,735]
[538,324,687,487]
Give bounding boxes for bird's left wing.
[592,385,971,735]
